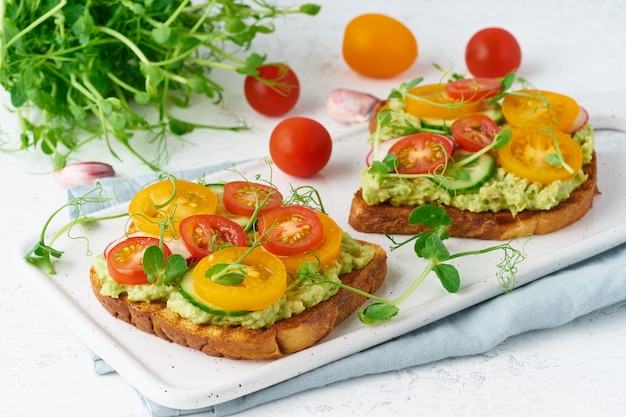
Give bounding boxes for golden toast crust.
[90,241,387,360]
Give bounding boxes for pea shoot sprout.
[297,205,527,325]
[24,185,124,274]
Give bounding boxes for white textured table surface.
[2,1,626,416]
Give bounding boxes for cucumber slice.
[419,104,504,133]
[204,182,225,196]
[420,117,453,132]
[435,151,496,193]
[179,271,251,317]
[481,105,505,124]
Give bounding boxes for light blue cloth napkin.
[74,165,626,417]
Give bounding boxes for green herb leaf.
[546,153,563,168]
[143,245,165,283]
[433,263,461,293]
[420,234,450,262]
[163,254,188,285]
[206,263,246,286]
[359,303,399,324]
[151,25,172,44]
[408,205,451,228]
[300,4,322,15]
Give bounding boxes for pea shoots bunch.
[0,0,319,170]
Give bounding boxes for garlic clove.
[325,88,381,125]
[54,161,115,188]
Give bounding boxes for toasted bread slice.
[90,241,387,360]
[349,156,599,240]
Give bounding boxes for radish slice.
[568,106,589,134]
[365,135,409,166]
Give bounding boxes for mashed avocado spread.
[362,121,595,216]
[93,233,374,329]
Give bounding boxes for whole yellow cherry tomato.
[342,13,418,78]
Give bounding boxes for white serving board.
[16,95,626,411]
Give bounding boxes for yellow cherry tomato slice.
[498,127,583,184]
[501,90,580,132]
[268,212,343,273]
[192,246,287,312]
[404,83,488,120]
[128,179,218,237]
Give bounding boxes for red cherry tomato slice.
[387,133,455,174]
[258,205,324,256]
[445,78,501,102]
[179,215,247,260]
[106,236,171,285]
[244,64,300,117]
[222,181,283,217]
[451,114,501,152]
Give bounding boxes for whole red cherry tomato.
[269,117,332,177]
[244,64,300,117]
[465,28,521,78]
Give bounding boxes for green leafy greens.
[325,205,525,325]
[24,185,125,274]
[0,0,320,170]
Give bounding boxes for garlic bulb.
[325,88,380,125]
[54,161,115,188]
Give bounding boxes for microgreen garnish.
[24,186,123,274]
[0,1,320,171]
[143,245,187,286]
[357,205,526,324]
[205,262,248,286]
[283,185,327,213]
[542,128,575,174]
[286,204,526,325]
[367,128,510,187]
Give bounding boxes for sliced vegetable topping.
[451,113,501,152]
[106,236,171,285]
[435,150,497,192]
[501,90,581,132]
[128,179,218,237]
[258,205,324,256]
[445,78,501,102]
[192,247,287,312]
[387,133,455,174]
[222,181,283,217]
[404,83,488,120]
[270,212,343,273]
[179,215,247,260]
[498,127,583,183]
